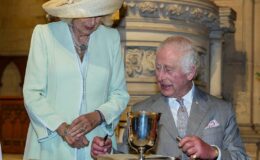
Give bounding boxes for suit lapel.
[150,96,179,142]
[186,88,211,136]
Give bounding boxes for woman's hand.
[68,111,102,137]
[64,134,89,148]
[56,122,89,148]
[91,136,112,159]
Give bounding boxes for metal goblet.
[127,111,161,160]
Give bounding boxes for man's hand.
[68,111,102,138]
[91,136,112,159]
[178,136,218,159]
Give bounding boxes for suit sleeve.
[220,103,250,160]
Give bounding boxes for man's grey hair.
[157,36,200,75]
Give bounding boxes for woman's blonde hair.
[100,14,114,26]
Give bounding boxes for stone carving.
[125,0,219,30]
[125,47,156,80]
[190,8,204,19]
[166,4,183,16]
[219,7,236,32]
[138,2,159,17]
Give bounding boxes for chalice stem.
[139,147,145,160]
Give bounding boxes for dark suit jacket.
[119,87,249,160]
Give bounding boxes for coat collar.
[49,21,99,59]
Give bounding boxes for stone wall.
[214,0,260,159]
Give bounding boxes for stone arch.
[0,56,27,97]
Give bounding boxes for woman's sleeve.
[96,30,129,135]
[23,25,65,142]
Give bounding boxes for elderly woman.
[23,0,129,159]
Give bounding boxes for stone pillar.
[209,31,223,97]
[209,7,236,97]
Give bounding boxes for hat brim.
[42,0,123,18]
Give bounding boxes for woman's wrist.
[95,110,105,125]
[56,122,69,140]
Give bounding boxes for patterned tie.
[176,98,188,137]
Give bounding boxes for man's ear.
[186,66,196,80]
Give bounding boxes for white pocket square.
[205,119,220,129]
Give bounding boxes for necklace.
[68,24,89,61]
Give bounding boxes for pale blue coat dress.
[23,21,129,160]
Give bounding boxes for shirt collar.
[168,82,195,104]
[183,82,194,104]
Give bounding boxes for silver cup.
[127,111,161,160]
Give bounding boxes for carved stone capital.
[219,7,236,33]
[124,0,220,30]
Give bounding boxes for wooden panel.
[0,97,29,154]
